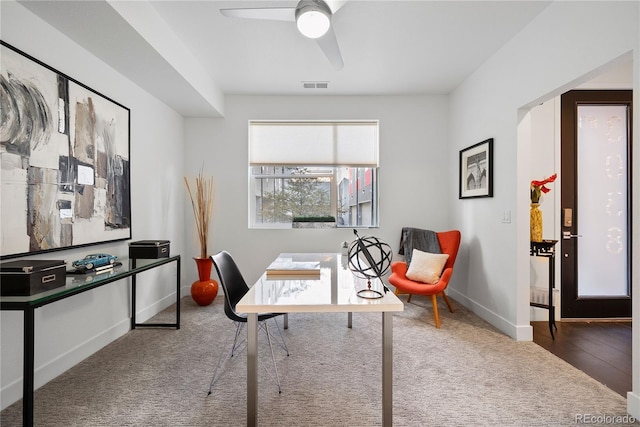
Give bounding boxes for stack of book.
[266,259,321,278]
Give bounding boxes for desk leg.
[382,312,392,427]
[176,256,181,329]
[131,274,137,330]
[131,257,180,329]
[23,307,34,427]
[131,259,138,330]
[247,313,258,427]
[348,312,352,329]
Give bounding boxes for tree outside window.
[251,166,377,228]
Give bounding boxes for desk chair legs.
[264,322,282,393]
[208,317,288,395]
[272,317,289,356]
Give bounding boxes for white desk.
[236,253,404,426]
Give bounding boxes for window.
[249,121,379,229]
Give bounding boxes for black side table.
[530,240,558,339]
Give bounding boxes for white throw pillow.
[405,249,449,284]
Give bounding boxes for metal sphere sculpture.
[348,230,392,299]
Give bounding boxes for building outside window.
[248,121,379,229]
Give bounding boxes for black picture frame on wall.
[459,138,493,199]
[0,41,131,259]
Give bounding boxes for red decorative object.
[191,257,218,306]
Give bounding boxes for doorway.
[560,90,632,319]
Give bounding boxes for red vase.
[191,257,218,306]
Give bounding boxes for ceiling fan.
[220,0,347,70]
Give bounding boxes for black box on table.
[129,240,170,259]
[0,259,67,296]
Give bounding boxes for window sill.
[292,222,336,229]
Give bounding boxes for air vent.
[302,81,329,89]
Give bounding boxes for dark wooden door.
[560,90,632,318]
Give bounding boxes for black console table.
[0,255,181,427]
[530,241,558,339]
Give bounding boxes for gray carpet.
[1,295,636,426]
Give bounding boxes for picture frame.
[0,41,131,259]
[459,138,493,199]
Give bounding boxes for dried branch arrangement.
[184,171,214,259]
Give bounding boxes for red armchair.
[389,230,461,328]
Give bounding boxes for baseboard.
[0,294,180,411]
[560,318,632,322]
[628,391,640,420]
[134,292,179,323]
[0,319,130,411]
[530,308,549,322]
[447,288,533,341]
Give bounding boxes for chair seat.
[388,262,451,295]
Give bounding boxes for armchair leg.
[430,294,441,329]
[441,291,455,313]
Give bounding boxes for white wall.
[449,0,638,336]
[0,1,186,409]
[184,95,450,285]
[447,0,639,416]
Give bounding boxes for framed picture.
[1,41,131,259]
[459,138,493,199]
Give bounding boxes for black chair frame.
[208,251,289,395]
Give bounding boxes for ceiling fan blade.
[316,25,344,70]
[324,0,348,14]
[220,7,296,22]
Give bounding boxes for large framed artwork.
[0,41,131,259]
[459,138,493,199]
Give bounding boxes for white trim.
[0,319,129,411]
[134,292,178,323]
[628,391,640,420]
[447,288,533,341]
[0,293,178,411]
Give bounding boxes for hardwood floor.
[531,320,632,397]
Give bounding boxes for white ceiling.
[19,0,552,116]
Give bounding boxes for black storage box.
[129,240,170,259]
[0,260,67,296]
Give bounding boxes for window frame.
[248,120,379,229]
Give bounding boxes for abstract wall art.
[1,41,131,259]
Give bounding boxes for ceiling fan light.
[296,4,330,39]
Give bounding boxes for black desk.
[0,255,181,427]
[530,241,558,339]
